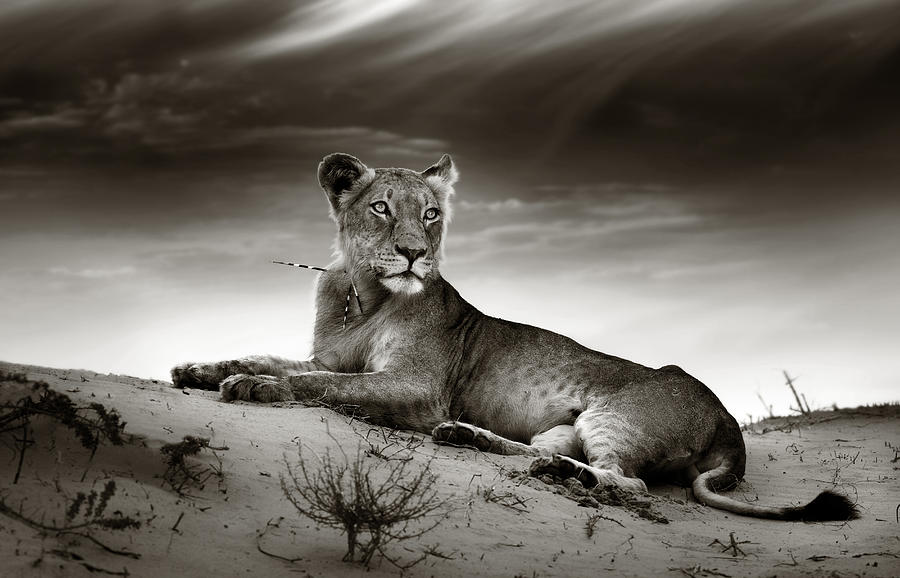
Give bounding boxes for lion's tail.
[691,461,859,521]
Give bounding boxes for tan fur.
[172,153,857,522]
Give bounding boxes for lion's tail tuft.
[780,489,859,522]
[692,462,859,521]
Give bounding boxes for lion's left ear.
[421,154,458,218]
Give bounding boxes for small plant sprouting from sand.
[0,372,127,483]
[480,485,532,513]
[0,479,143,571]
[160,435,229,496]
[585,511,624,536]
[353,424,427,462]
[0,479,141,534]
[884,441,899,463]
[279,441,448,569]
[708,531,752,557]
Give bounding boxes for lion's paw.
[220,374,292,403]
[529,455,647,492]
[171,362,222,390]
[432,421,497,452]
[529,454,602,488]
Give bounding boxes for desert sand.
[1,361,897,577]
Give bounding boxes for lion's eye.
[371,201,389,215]
[424,208,440,221]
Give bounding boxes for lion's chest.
[365,325,399,372]
[311,272,421,373]
[314,306,401,373]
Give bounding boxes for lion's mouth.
[384,270,423,280]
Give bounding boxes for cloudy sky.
[1,0,898,418]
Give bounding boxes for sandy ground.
[1,361,897,577]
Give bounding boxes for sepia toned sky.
[1,0,898,417]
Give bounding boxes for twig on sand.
[852,552,900,559]
[170,512,185,534]
[586,511,624,536]
[59,532,141,559]
[481,486,532,513]
[421,544,456,560]
[775,551,798,567]
[708,532,751,557]
[256,517,304,563]
[669,565,731,577]
[78,562,130,576]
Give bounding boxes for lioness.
[173,153,856,521]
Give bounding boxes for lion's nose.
[395,244,425,267]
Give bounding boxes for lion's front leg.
[220,374,293,403]
[171,361,227,390]
[171,355,327,390]
[284,371,448,432]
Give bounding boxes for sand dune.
[1,361,897,577]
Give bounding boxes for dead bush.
[280,442,447,569]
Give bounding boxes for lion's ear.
[422,154,458,188]
[317,153,376,216]
[421,154,458,218]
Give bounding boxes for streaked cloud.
[0,107,85,135]
[237,0,419,58]
[448,186,705,266]
[450,213,702,253]
[208,125,448,158]
[458,199,533,212]
[48,266,137,279]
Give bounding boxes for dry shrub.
[0,372,126,483]
[280,443,447,569]
[160,435,227,495]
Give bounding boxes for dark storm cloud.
[2,0,898,182]
[218,0,900,183]
[1,0,897,249]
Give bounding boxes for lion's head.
[317,153,458,295]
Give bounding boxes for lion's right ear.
[421,154,459,222]
[317,153,376,217]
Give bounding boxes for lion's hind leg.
[529,404,649,493]
[432,421,543,456]
[529,455,648,492]
[529,425,585,460]
[433,422,590,460]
